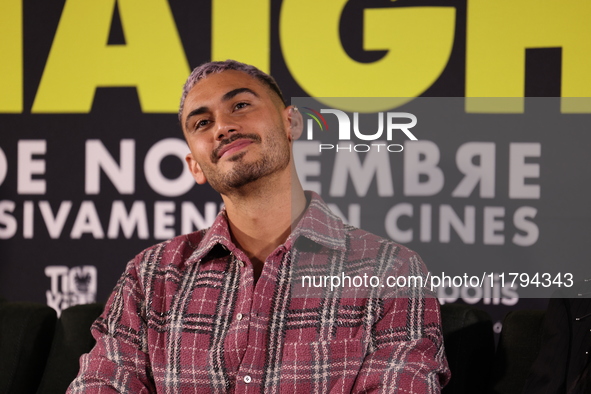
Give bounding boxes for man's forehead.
[186,70,268,103]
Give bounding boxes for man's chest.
[143,256,372,392]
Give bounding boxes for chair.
[489,310,545,394]
[0,302,57,394]
[440,303,495,394]
[35,303,104,394]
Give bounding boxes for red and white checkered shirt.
[69,192,450,393]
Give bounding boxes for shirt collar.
[286,191,347,252]
[185,210,234,265]
[186,191,347,265]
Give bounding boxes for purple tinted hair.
[178,59,285,122]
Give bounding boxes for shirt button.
[244,375,252,383]
[236,313,243,321]
[238,261,245,268]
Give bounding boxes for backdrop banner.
[290,97,589,301]
[1,1,587,331]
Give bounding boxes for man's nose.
[214,114,239,141]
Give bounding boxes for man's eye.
[195,119,209,130]
[235,102,249,110]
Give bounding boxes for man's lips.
[211,133,261,163]
[217,138,254,159]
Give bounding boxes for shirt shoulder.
[341,222,425,265]
[130,229,209,274]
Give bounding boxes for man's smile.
[212,134,261,163]
[218,138,253,159]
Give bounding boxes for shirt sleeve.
[351,296,450,393]
[67,256,156,393]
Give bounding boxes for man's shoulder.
[131,229,210,269]
[341,222,422,262]
[301,192,420,262]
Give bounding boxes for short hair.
[178,59,285,122]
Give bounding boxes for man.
[69,60,450,393]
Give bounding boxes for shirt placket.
[233,246,287,393]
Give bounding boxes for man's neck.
[221,170,307,269]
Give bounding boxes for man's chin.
[225,150,248,162]
[209,176,262,195]
[206,165,266,194]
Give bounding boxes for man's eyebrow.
[184,106,209,131]
[222,87,258,102]
[184,88,258,131]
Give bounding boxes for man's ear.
[286,106,303,141]
[185,153,207,185]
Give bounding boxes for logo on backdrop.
[303,108,417,153]
[45,265,97,316]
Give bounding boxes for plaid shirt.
[69,192,450,393]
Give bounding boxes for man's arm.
[67,256,156,393]
[351,296,450,393]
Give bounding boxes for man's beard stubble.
[204,130,291,194]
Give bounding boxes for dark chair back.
[489,310,545,394]
[0,302,57,394]
[441,303,495,394]
[36,303,104,394]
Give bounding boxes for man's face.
[181,70,293,195]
